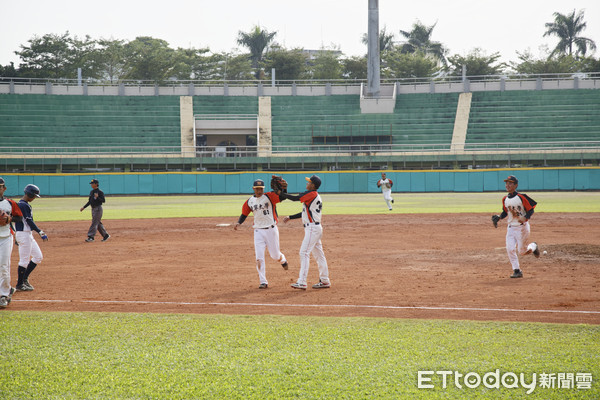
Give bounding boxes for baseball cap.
[0,177,5,186]
[305,175,322,189]
[252,179,265,188]
[503,175,518,184]
[90,179,99,184]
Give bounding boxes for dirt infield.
[8,213,600,324]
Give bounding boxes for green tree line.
[0,9,597,82]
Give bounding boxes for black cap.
[90,179,99,184]
[503,175,518,184]
[305,175,322,189]
[253,179,265,188]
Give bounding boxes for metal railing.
[1,141,599,158]
[1,72,599,88]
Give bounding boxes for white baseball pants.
[254,226,286,285]
[382,189,393,210]
[296,224,329,286]
[0,235,14,297]
[505,223,535,270]
[16,231,43,267]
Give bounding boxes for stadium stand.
[466,89,600,147]
[0,94,181,151]
[270,93,458,150]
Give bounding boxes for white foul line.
[13,299,600,315]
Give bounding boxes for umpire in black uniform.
[80,179,110,242]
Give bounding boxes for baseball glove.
[491,215,500,228]
[0,210,9,226]
[271,175,288,193]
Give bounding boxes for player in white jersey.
[0,177,23,309]
[234,179,289,289]
[491,175,540,278]
[281,175,331,290]
[377,172,394,210]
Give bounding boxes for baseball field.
[1,192,599,399]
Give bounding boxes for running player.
[234,179,289,289]
[15,184,48,291]
[492,175,540,278]
[377,172,394,210]
[281,175,331,290]
[0,177,23,309]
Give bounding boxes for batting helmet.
[24,184,41,198]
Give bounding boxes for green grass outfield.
[2,192,599,399]
[1,313,599,399]
[30,191,600,221]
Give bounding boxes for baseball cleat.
[258,283,268,289]
[312,280,331,289]
[15,283,32,292]
[85,237,94,242]
[101,234,111,242]
[510,269,523,278]
[291,282,307,290]
[532,242,540,258]
[281,261,288,270]
[0,296,8,309]
[391,199,394,204]
[23,279,34,291]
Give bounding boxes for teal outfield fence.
[1,168,599,197]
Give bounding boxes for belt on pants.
[304,222,320,227]
[258,225,275,229]
[508,223,525,228]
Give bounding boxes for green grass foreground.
[30,192,600,222]
[1,312,598,399]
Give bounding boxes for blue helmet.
[24,184,41,198]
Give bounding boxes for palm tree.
[237,25,277,79]
[544,9,596,58]
[361,26,396,53]
[398,21,447,65]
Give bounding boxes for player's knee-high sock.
[17,266,27,286]
[24,261,37,279]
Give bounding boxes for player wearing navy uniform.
[282,175,331,290]
[492,175,540,278]
[234,179,289,289]
[15,184,48,291]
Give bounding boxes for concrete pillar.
[367,0,380,98]
[179,96,195,157]
[258,97,272,157]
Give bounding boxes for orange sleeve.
[241,200,252,216]
[266,192,281,205]
[300,191,318,204]
[10,199,23,217]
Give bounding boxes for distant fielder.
[234,178,289,289]
[377,172,394,210]
[491,175,540,278]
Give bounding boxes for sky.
[1,0,599,67]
